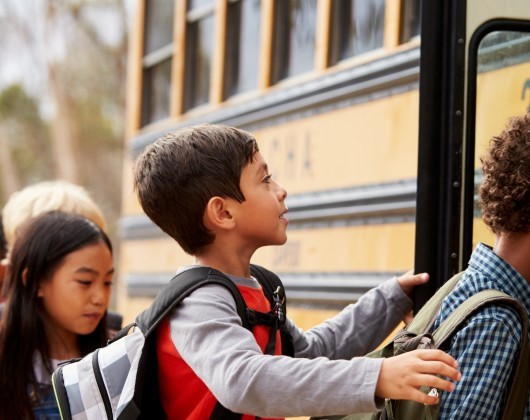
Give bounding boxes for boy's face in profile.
[231,151,289,249]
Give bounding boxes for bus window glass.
[184,1,215,111]
[188,0,214,8]
[143,0,174,55]
[141,0,174,126]
[473,30,530,247]
[400,0,420,43]
[224,0,261,98]
[329,0,385,65]
[271,0,317,84]
[142,58,172,125]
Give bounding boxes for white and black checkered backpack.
[52,264,293,420]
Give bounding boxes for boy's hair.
[479,112,530,233]
[134,124,258,255]
[1,180,106,253]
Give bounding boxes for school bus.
[117,0,530,333]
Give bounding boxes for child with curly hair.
[430,112,530,419]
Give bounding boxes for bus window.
[224,0,261,98]
[471,30,530,249]
[141,0,174,125]
[328,0,385,65]
[400,0,420,43]
[271,0,317,84]
[183,0,215,111]
[125,0,424,323]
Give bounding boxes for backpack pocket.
[52,326,146,420]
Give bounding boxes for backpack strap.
[250,264,295,357]
[136,267,250,335]
[134,266,292,420]
[406,271,465,336]
[133,267,251,420]
[432,290,529,420]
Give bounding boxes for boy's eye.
[263,174,272,183]
[105,280,114,287]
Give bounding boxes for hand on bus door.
[396,270,430,324]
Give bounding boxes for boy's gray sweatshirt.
[168,269,411,417]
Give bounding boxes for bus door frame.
[413,0,467,313]
[414,0,530,312]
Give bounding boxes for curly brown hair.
[478,113,530,233]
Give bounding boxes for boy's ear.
[204,196,236,230]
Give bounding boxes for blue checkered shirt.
[430,243,530,419]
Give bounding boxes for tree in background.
[0,84,53,196]
[0,0,129,236]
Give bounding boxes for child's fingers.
[422,395,440,406]
[407,272,429,285]
[412,373,457,393]
[377,350,460,401]
[423,361,461,382]
[415,349,459,368]
[412,350,461,382]
[396,271,430,294]
[402,388,440,405]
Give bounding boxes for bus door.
[414,0,530,311]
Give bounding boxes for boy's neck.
[493,231,530,283]
[194,247,254,278]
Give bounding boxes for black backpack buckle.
[272,286,286,324]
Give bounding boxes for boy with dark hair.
[133,124,461,419]
[431,113,530,419]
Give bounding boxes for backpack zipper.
[92,348,113,419]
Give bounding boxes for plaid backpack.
[312,272,530,420]
[52,264,293,420]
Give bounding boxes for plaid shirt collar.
[466,243,530,316]
[433,242,530,332]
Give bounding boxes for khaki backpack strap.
[432,290,529,420]
[406,271,465,336]
[432,290,512,342]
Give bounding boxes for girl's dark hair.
[0,211,112,419]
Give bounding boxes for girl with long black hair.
[0,211,114,419]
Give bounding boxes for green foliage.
[0,84,54,192]
[0,0,128,236]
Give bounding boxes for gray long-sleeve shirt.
[168,269,411,418]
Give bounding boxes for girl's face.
[38,240,114,352]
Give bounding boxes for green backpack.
[312,272,530,420]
